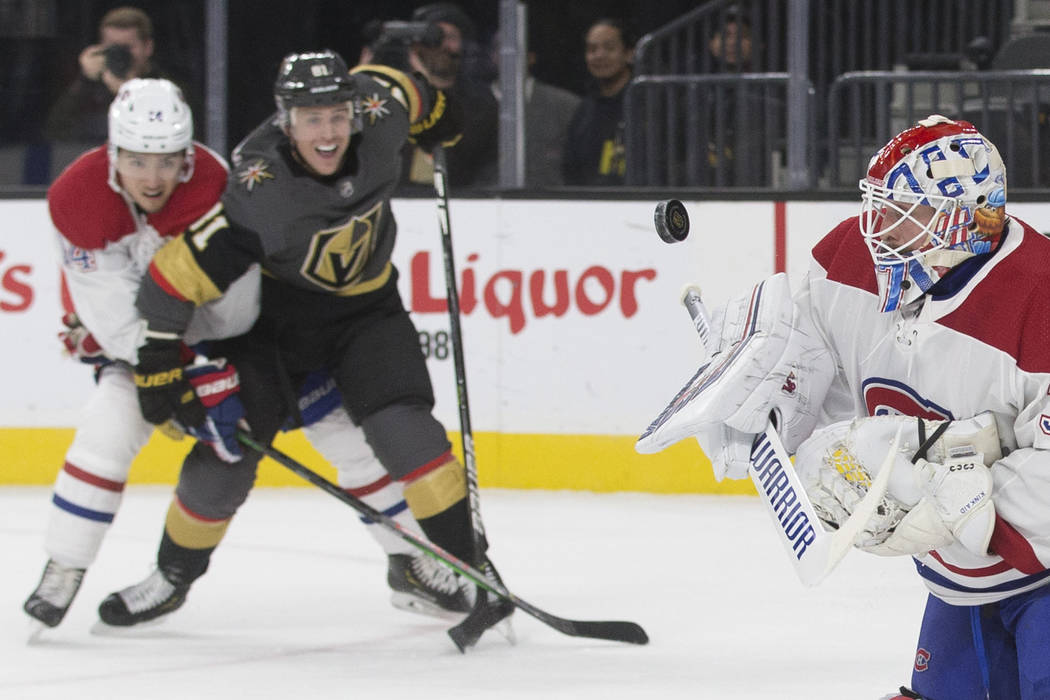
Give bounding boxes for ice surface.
[2,487,924,699]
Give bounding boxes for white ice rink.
[2,486,926,699]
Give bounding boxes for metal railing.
[624,73,812,187]
[827,70,1050,189]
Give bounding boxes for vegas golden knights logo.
[301,202,383,292]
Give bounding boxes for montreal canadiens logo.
[914,648,931,672]
[863,378,953,420]
[1040,414,1050,437]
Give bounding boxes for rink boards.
[2,197,1047,492]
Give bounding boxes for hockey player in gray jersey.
[98,50,512,644]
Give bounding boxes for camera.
[102,43,134,80]
[362,20,443,70]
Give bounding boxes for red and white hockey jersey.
[48,144,228,363]
[800,215,1050,605]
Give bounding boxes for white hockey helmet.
[858,114,1007,312]
[107,78,195,192]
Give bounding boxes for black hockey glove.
[134,337,206,428]
[409,85,463,153]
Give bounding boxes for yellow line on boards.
[0,428,756,495]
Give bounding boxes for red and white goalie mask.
[858,115,1008,312]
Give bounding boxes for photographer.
[44,6,167,144]
[363,3,497,190]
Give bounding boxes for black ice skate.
[387,552,474,618]
[97,567,189,627]
[24,559,86,628]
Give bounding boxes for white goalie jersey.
[800,215,1050,605]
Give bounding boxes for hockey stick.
[430,145,500,649]
[679,287,897,586]
[238,432,649,647]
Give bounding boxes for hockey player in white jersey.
[641,115,1050,699]
[25,78,469,631]
[795,115,1050,699]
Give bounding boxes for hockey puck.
[654,199,690,243]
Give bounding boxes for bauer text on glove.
[180,360,246,463]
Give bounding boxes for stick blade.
[447,593,515,652]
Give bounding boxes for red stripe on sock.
[344,474,392,497]
[63,462,125,492]
[174,495,229,523]
[399,450,454,483]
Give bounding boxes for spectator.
[701,6,780,186]
[44,6,166,144]
[489,38,582,187]
[400,2,498,190]
[708,5,753,71]
[562,18,635,186]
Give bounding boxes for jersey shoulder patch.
[47,146,136,251]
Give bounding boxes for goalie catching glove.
[134,337,246,463]
[794,413,1001,558]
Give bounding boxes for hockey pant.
[158,300,475,583]
[910,586,1050,699]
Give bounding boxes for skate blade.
[493,616,517,646]
[390,592,470,621]
[26,619,52,645]
[89,616,172,637]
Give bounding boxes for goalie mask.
[273,49,362,134]
[107,78,195,193]
[859,115,1008,312]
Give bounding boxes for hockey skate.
[97,567,189,627]
[387,552,474,618]
[24,559,86,628]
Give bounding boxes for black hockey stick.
[430,146,499,649]
[238,432,649,648]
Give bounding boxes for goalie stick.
[238,432,650,648]
[679,286,898,586]
[431,146,503,650]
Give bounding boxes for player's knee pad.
[174,441,258,519]
[65,367,154,482]
[359,401,451,480]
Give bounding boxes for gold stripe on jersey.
[164,499,230,549]
[152,235,224,305]
[403,458,468,519]
[351,64,421,121]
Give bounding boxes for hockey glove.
[796,413,1000,557]
[59,313,105,364]
[181,359,246,464]
[134,337,205,428]
[409,87,463,153]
